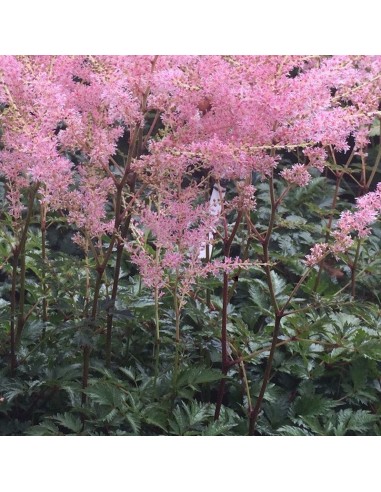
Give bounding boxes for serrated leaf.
[277,425,312,436]
[53,412,82,433]
[119,367,136,382]
[335,409,378,435]
[142,405,168,432]
[175,366,223,388]
[124,413,141,435]
[202,421,236,436]
[25,421,61,436]
[84,382,126,408]
[358,341,381,360]
[350,358,368,391]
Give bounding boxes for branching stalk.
[10,185,39,363]
[350,239,362,298]
[248,313,282,435]
[214,211,243,420]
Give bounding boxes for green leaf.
[335,409,378,435]
[175,366,223,389]
[369,118,380,137]
[277,425,312,436]
[142,404,168,432]
[350,358,368,391]
[25,421,61,436]
[84,382,126,408]
[358,341,381,360]
[118,367,137,382]
[124,413,141,435]
[53,412,83,433]
[168,402,213,435]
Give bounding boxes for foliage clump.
[1,56,381,435]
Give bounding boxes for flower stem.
[248,313,282,435]
[214,211,243,420]
[350,239,362,298]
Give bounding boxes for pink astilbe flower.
[1,54,381,293]
[176,257,253,303]
[67,174,115,238]
[105,55,381,289]
[336,208,377,238]
[329,183,381,253]
[228,183,256,212]
[356,182,381,212]
[128,248,167,292]
[306,183,381,264]
[280,164,311,187]
[331,230,355,255]
[305,243,329,267]
[343,183,381,235]
[0,55,146,239]
[303,147,327,172]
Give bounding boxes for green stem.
[350,239,362,298]
[81,345,91,406]
[14,184,39,350]
[248,313,283,435]
[205,242,211,308]
[81,267,104,405]
[15,249,26,345]
[281,259,327,315]
[232,338,293,366]
[41,206,48,327]
[247,173,281,433]
[214,212,243,421]
[174,294,180,344]
[10,256,18,374]
[105,239,123,368]
[154,286,160,343]
[314,148,355,291]
[153,338,160,399]
[365,119,381,191]
[172,339,181,405]
[105,119,140,367]
[239,360,253,414]
[263,174,279,312]
[171,281,182,403]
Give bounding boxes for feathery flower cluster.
[305,183,381,265]
[305,243,329,267]
[1,55,381,293]
[333,182,381,250]
[303,147,327,172]
[280,164,312,187]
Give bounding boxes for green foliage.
[1,144,381,436]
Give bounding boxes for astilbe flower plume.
[139,56,381,287]
[126,183,222,297]
[305,183,381,265]
[280,164,311,187]
[1,55,381,290]
[0,55,144,238]
[333,182,381,251]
